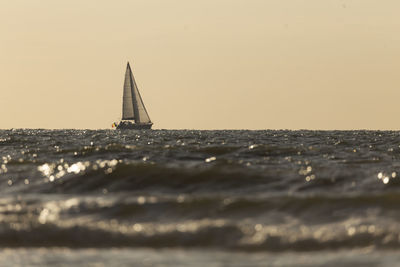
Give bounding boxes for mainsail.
[122,62,151,124]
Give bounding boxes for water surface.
[1,129,400,266]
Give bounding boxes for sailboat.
[115,62,153,130]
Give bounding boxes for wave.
[0,191,400,250]
[0,216,398,251]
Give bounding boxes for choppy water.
[1,129,400,266]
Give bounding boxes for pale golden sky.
[1,0,400,129]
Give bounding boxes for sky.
[1,0,400,130]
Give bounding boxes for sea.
[1,129,400,266]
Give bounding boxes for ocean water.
[1,129,400,266]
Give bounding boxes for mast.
[127,62,141,123]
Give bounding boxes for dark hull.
[116,122,152,130]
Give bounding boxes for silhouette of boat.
[115,62,153,130]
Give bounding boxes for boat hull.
[116,122,153,130]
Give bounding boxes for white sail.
[122,63,135,120]
[122,62,151,123]
[131,71,151,124]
